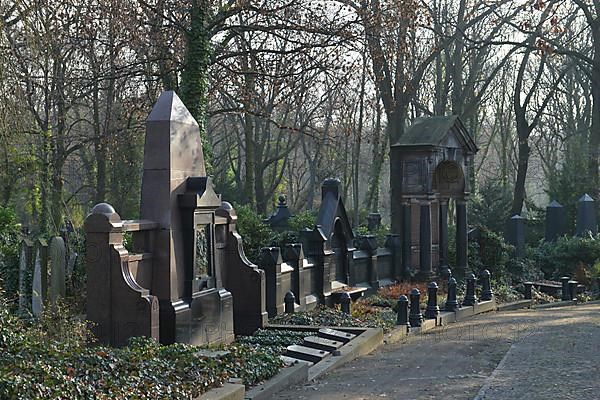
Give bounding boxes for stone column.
[401,200,412,278]
[456,199,468,271]
[419,201,433,278]
[439,199,449,268]
[507,215,526,258]
[576,194,597,236]
[545,200,566,242]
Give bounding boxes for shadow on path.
[276,303,600,400]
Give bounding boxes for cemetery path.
[275,303,600,400]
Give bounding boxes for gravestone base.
[190,289,234,346]
[160,290,234,346]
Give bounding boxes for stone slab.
[308,328,383,381]
[197,384,245,400]
[437,311,456,326]
[384,324,409,344]
[474,300,496,315]
[533,300,577,309]
[496,299,532,311]
[454,305,475,321]
[245,362,309,400]
[280,355,314,367]
[285,345,330,364]
[303,336,344,352]
[407,318,436,336]
[318,328,356,343]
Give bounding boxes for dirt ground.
[275,303,600,400]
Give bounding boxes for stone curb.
[308,327,383,380]
[495,299,532,311]
[532,300,577,309]
[198,384,245,400]
[245,362,309,400]
[385,299,497,344]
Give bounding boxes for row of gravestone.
[506,194,597,257]
[17,236,74,316]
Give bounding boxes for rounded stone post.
[425,282,440,319]
[340,292,351,314]
[396,295,409,326]
[479,270,493,301]
[568,280,578,301]
[524,282,533,300]
[409,288,423,327]
[445,277,459,311]
[284,291,296,314]
[560,277,570,301]
[462,273,477,306]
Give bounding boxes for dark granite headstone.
[576,194,597,236]
[545,200,566,241]
[506,215,526,258]
[367,213,382,232]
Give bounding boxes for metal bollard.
[524,282,533,300]
[425,282,440,319]
[445,277,459,311]
[340,292,351,314]
[462,273,478,306]
[480,269,494,301]
[409,288,423,327]
[568,280,578,301]
[396,295,410,326]
[560,277,571,301]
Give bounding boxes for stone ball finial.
[278,194,287,206]
[91,203,116,215]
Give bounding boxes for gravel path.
[275,303,600,400]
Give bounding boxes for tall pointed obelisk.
[140,91,206,342]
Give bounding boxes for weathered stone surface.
[49,237,66,303]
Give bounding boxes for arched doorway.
[432,160,467,274]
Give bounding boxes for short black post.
[524,282,533,300]
[425,282,440,319]
[568,280,578,301]
[396,295,410,326]
[480,269,493,301]
[409,288,423,327]
[284,291,295,313]
[462,273,477,306]
[340,292,351,314]
[561,277,571,301]
[445,277,459,311]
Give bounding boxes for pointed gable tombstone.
[140,91,208,337]
[576,194,597,236]
[545,200,566,242]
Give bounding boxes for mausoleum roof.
[393,115,477,153]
